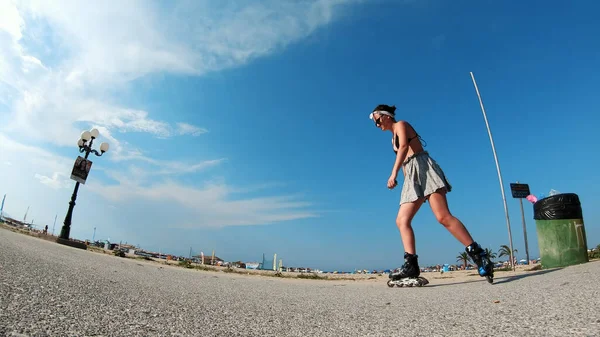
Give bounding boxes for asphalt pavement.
[1,227,599,337]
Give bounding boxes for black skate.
[466,242,494,284]
[387,253,429,288]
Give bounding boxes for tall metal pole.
[24,206,29,223]
[0,194,6,219]
[52,214,57,236]
[517,181,530,264]
[470,72,516,271]
[60,181,80,239]
[520,200,527,263]
[60,137,93,240]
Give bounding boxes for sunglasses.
[374,116,383,127]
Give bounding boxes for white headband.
[369,110,395,120]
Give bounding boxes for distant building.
[3,216,32,229]
[191,254,223,265]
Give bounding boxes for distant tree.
[485,248,497,260]
[456,252,470,269]
[588,244,600,260]
[498,245,518,259]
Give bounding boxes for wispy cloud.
[34,172,71,190]
[102,158,226,187]
[90,180,317,228]
[0,133,317,228]
[0,132,74,190]
[0,0,350,229]
[176,123,207,137]
[1,0,356,149]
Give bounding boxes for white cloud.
[102,158,226,187]
[0,0,24,42]
[0,132,73,178]
[152,158,225,175]
[90,180,317,228]
[0,0,357,147]
[176,123,207,136]
[80,105,172,138]
[0,133,317,229]
[34,172,70,189]
[0,0,352,230]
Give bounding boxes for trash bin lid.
[533,193,582,220]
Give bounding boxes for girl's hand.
[387,175,398,189]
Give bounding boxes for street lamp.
[58,128,109,245]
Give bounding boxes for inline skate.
[466,242,494,284]
[387,252,429,288]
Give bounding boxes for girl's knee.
[436,213,455,227]
[396,215,412,229]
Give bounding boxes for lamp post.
[58,128,109,245]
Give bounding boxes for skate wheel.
[387,280,395,288]
[486,275,494,284]
[414,277,428,287]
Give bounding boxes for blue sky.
[1,0,599,271]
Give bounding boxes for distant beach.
[0,222,548,285]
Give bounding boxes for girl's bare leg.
[396,198,426,253]
[427,189,474,246]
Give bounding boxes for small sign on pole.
[70,156,93,184]
[509,183,530,199]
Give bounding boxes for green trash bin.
[533,193,589,269]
